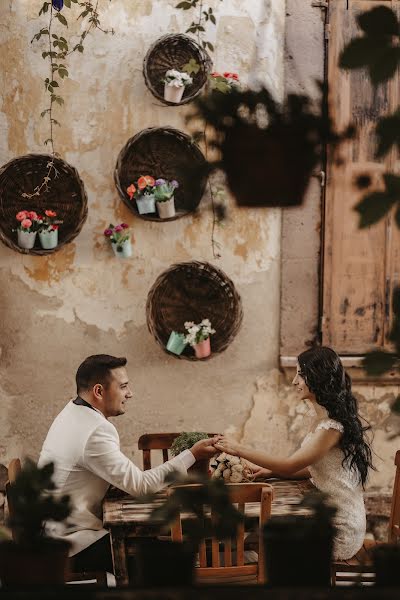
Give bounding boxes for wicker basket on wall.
[143,34,212,106]
[146,261,243,360]
[0,154,88,255]
[114,127,208,221]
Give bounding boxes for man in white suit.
[38,354,219,573]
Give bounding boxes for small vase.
[156,197,176,219]
[136,194,156,215]
[164,84,185,104]
[166,331,187,355]
[39,228,58,250]
[112,239,132,258]
[17,229,37,249]
[193,337,211,359]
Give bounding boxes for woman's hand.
[252,467,274,480]
[214,437,242,457]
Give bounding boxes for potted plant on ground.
[184,319,216,358]
[163,69,193,104]
[0,459,71,586]
[127,176,156,215]
[38,209,62,250]
[104,222,132,258]
[154,178,179,219]
[15,210,41,249]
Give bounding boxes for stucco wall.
[0,0,286,467]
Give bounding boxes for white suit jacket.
[38,400,194,556]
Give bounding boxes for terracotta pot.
[0,539,70,586]
[164,84,185,104]
[156,197,176,219]
[194,337,211,359]
[222,123,316,207]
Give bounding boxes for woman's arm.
[253,466,311,480]
[215,428,341,477]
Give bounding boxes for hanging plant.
[175,0,223,53]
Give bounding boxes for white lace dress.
[302,418,366,560]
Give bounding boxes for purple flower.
[155,178,166,186]
[114,225,123,232]
[104,228,113,237]
[171,180,179,188]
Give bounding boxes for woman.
[215,346,374,560]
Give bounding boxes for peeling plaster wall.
[0,1,286,468]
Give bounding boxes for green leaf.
[64,0,71,6]
[357,5,399,36]
[176,1,192,8]
[50,80,59,87]
[355,190,397,228]
[210,14,216,25]
[56,13,68,26]
[78,9,89,18]
[181,58,200,75]
[206,41,214,51]
[375,109,400,157]
[362,351,397,376]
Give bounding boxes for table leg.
[110,528,129,586]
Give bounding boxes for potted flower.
[209,71,240,93]
[0,459,71,586]
[154,178,179,219]
[38,210,62,250]
[163,69,193,104]
[15,211,41,249]
[166,331,187,355]
[104,223,132,258]
[127,175,156,215]
[184,319,216,359]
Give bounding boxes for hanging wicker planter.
[143,34,212,106]
[114,127,208,221]
[146,261,243,360]
[0,154,88,255]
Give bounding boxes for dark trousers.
[71,534,114,573]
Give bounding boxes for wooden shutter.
[323,0,399,354]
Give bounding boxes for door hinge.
[312,170,326,187]
[312,1,329,8]
[324,23,331,40]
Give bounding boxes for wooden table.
[103,480,313,586]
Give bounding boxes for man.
[38,354,219,573]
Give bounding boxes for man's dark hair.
[76,354,127,393]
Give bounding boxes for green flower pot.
[39,228,58,250]
[166,331,187,355]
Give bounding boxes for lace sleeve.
[316,419,344,433]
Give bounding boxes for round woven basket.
[143,34,212,106]
[0,154,88,255]
[146,261,243,360]
[114,127,208,221]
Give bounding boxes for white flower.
[222,468,231,480]
[201,318,211,327]
[231,464,243,472]
[230,472,243,483]
[227,455,240,465]
[184,321,195,329]
[212,468,222,478]
[216,452,227,462]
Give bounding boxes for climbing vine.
[176,0,222,52]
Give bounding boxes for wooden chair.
[138,433,217,470]
[331,449,400,586]
[171,482,273,585]
[5,457,107,587]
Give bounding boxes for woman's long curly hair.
[298,346,374,487]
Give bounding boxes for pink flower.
[52,225,59,231]
[121,223,129,229]
[16,211,28,222]
[45,210,57,218]
[114,225,123,232]
[21,219,32,229]
[28,211,38,220]
[104,228,113,237]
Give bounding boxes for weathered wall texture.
[0,1,286,468]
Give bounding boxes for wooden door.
[323,0,398,354]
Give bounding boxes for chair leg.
[330,565,337,586]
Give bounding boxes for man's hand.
[190,436,222,461]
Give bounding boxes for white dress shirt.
[38,400,195,556]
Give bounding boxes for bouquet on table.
[210,452,254,483]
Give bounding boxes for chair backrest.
[170,482,273,584]
[138,433,217,470]
[388,450,400,543]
